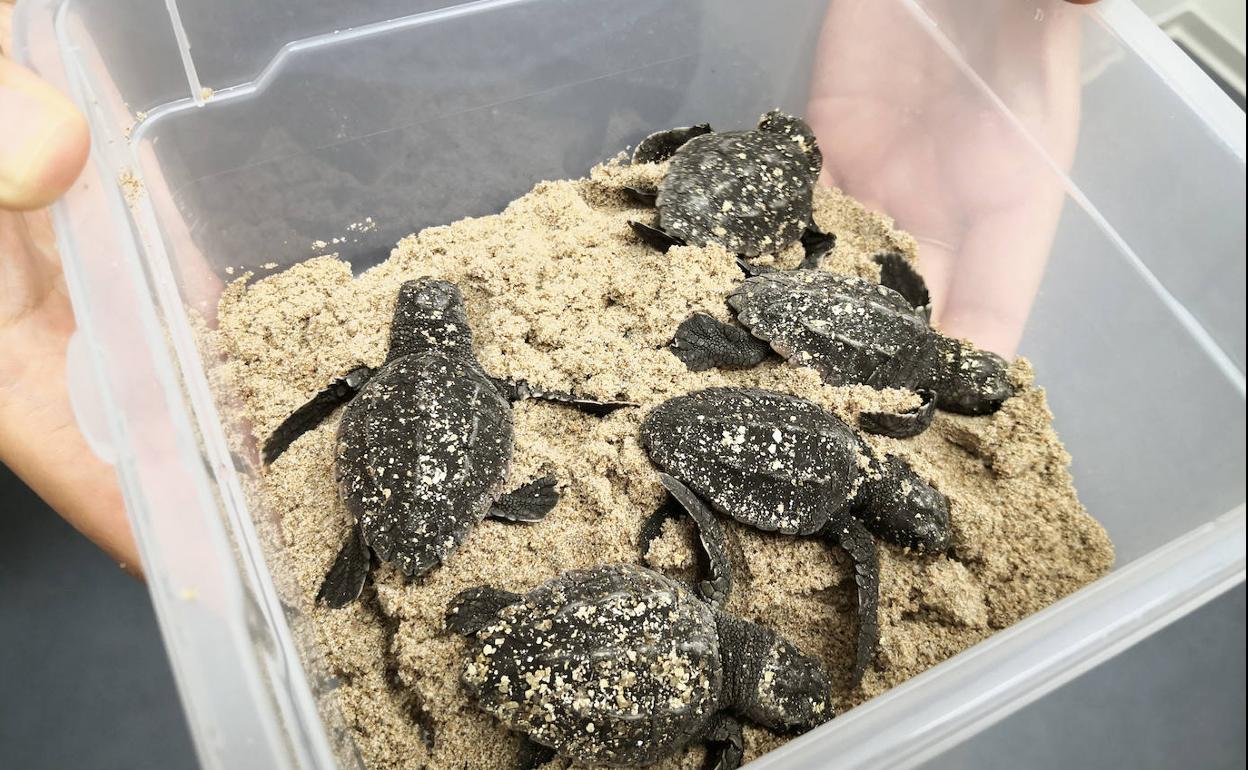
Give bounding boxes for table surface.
[1,464,1243,770]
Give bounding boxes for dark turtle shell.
[658,130,818,257]
[336,352,511,576]
[640,388,864,536]
[461,564,722,767]
[729,271,935,389]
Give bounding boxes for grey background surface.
[0,464,1243,770]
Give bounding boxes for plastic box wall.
[13,0,1246,768]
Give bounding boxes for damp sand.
[206,158,1114,769]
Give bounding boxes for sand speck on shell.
[205,157,1113,769]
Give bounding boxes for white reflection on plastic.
[65,330,117,464]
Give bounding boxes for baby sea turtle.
[640,386,951,685]
[669,253,1013,438]
[626,111,833,260]
[262,278,630,607]
[447,562,833,769]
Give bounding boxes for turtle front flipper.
[489,476,559,522]
[823,516,880,687]
[874,252,931,319]
[735,256,779,277]
[632,123,713,164]
[798,225,837,270]
[702,713,745,770]
[315,524,372,609]
[491,378,635,416]
[670,312,772,372]
[629,220,686,253]
[263,365,375,464]
[640,473,733,607]
[446,586,523,636]
[858,388,938,438]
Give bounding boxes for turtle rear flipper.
[446,586,522,635]
[859,389,937,438]
[702,713,745,770]
[874,251,931,318]
[263,365,375,464]
[490,476,559,522]
[670,312,772,372]
[631,123,713,164]
[640,473,733,607]
[629,220,685,253]
[823,516,880,687]
[316,524,372,609]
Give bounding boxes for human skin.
[807,0,1088,357]
[0,2,137,574]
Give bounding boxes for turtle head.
[757,110,822,177]
[742,635,835,733]
[935,341,1014,415]
[860,454,951,553]
[387,278,474,362]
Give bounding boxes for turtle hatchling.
[447,562,833,769]
[640,386,952,685]
[626,111,835,261]
[261,278,631,608]
[669,252,1014,438]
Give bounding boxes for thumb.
[0,57,89,211]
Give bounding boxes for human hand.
[807,0,1095,357]
[1,2,139,575]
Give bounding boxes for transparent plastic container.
[12,1,1246,768]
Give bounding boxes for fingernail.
[0,60,87,209]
